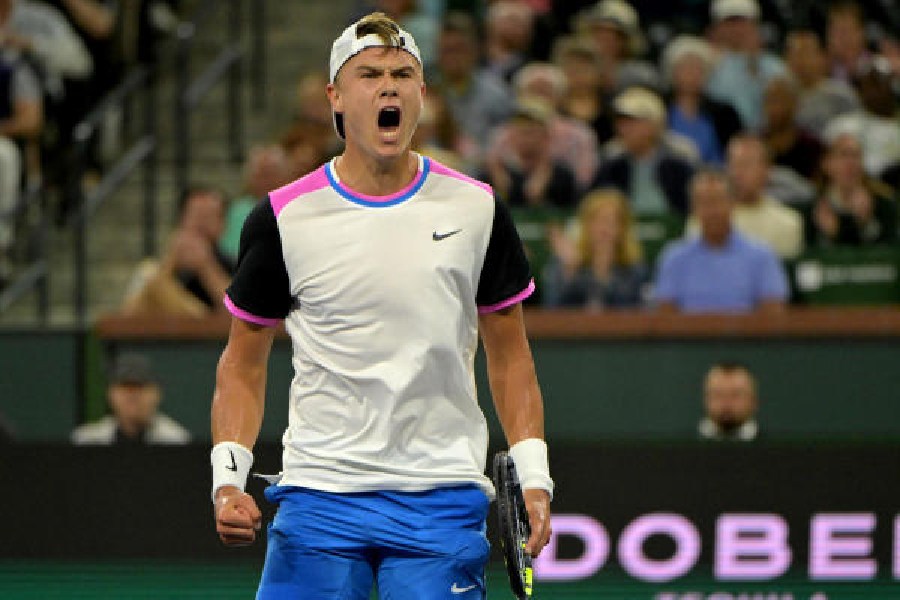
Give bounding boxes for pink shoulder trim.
[269,166,329,217]
[429,160,493,196]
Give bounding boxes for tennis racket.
[493,451,533,599]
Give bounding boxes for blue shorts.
[256,484,491,600]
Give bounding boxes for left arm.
[479,304,552,557]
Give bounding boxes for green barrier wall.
[1,332,899,441]
[106,337,900,443]
[0,331,81,441]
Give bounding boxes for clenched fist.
[214,486,262,546]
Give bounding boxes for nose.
[380,89,399,98]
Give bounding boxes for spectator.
[411,93,466,172]
[280,118,334,181]
[593,86,695,216]
[121,185,235,317]
[543,188,647,308]
[728,135,803,259]
[0,49,41,288]
[687,135,804,259]
[71,352,190,444]
[705,0,787,131]
[433,11,514,163]
[761,74,824,181]
[572,0,657,92]
[662,35,742,166]
[484,0,534,84]
[485,61,598,192]
[3,0,93,101]
[552,35,615,145]
[698,362,760,442]
[481,97,578,209]
[54,0,123,169]
[653,168,789,314]
[358,0,439,69]
[804,131,898,247]
[826,1,870,83]
[219,145,293,261]
[825,56,900,178]
[784,30,859,137]
[293,71,341,162]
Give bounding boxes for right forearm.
[211,346,267,448]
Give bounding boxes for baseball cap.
[711,0,760,21]
[109,352,156,386]
[579,0,645,56]
[510,96,554,126]
[585,0,638,33]
[329,13,422,139]
[613,87,666,125]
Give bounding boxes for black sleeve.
[224,197,293,323]
[476,197,533,309]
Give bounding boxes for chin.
[371,139,410,160]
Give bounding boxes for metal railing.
[69,66,159,326]
[0,183,50,322]
[1,0,267,326]
[173,0,246,198]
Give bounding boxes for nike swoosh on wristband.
[451,582,477,593]
[226,450,238,472]
[433,229,462,241]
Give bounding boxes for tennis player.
[210,12,553,599]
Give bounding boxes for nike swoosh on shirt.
[433,229,462,241]
[451,582,477,594]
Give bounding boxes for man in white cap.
[705,0,787,131]
[209,12,553,599]
[594,86,696,216]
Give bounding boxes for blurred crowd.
[0,0,179,289]
[120,0,900,317]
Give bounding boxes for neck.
[738,192,763,206]
[766,125,796,150]
[118,419,147,439]
[675,91,700,113]
[798,72,821,90]
[335,146,418,197]
[703,228,730,247]
[631,144,655,160]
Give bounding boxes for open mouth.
[378,107,401,130]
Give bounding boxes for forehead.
[707,369,751,388]
[343,46,420,72]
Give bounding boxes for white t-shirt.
[225,155,534,498]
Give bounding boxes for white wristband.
[508,438,554,500]
[211,441,254,503]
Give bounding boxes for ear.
[326,82,343,113]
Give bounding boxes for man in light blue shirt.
[705,0,786,131]
[653,168,789,313]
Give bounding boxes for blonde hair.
[355,12,404,47]
[576,189,643,267]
